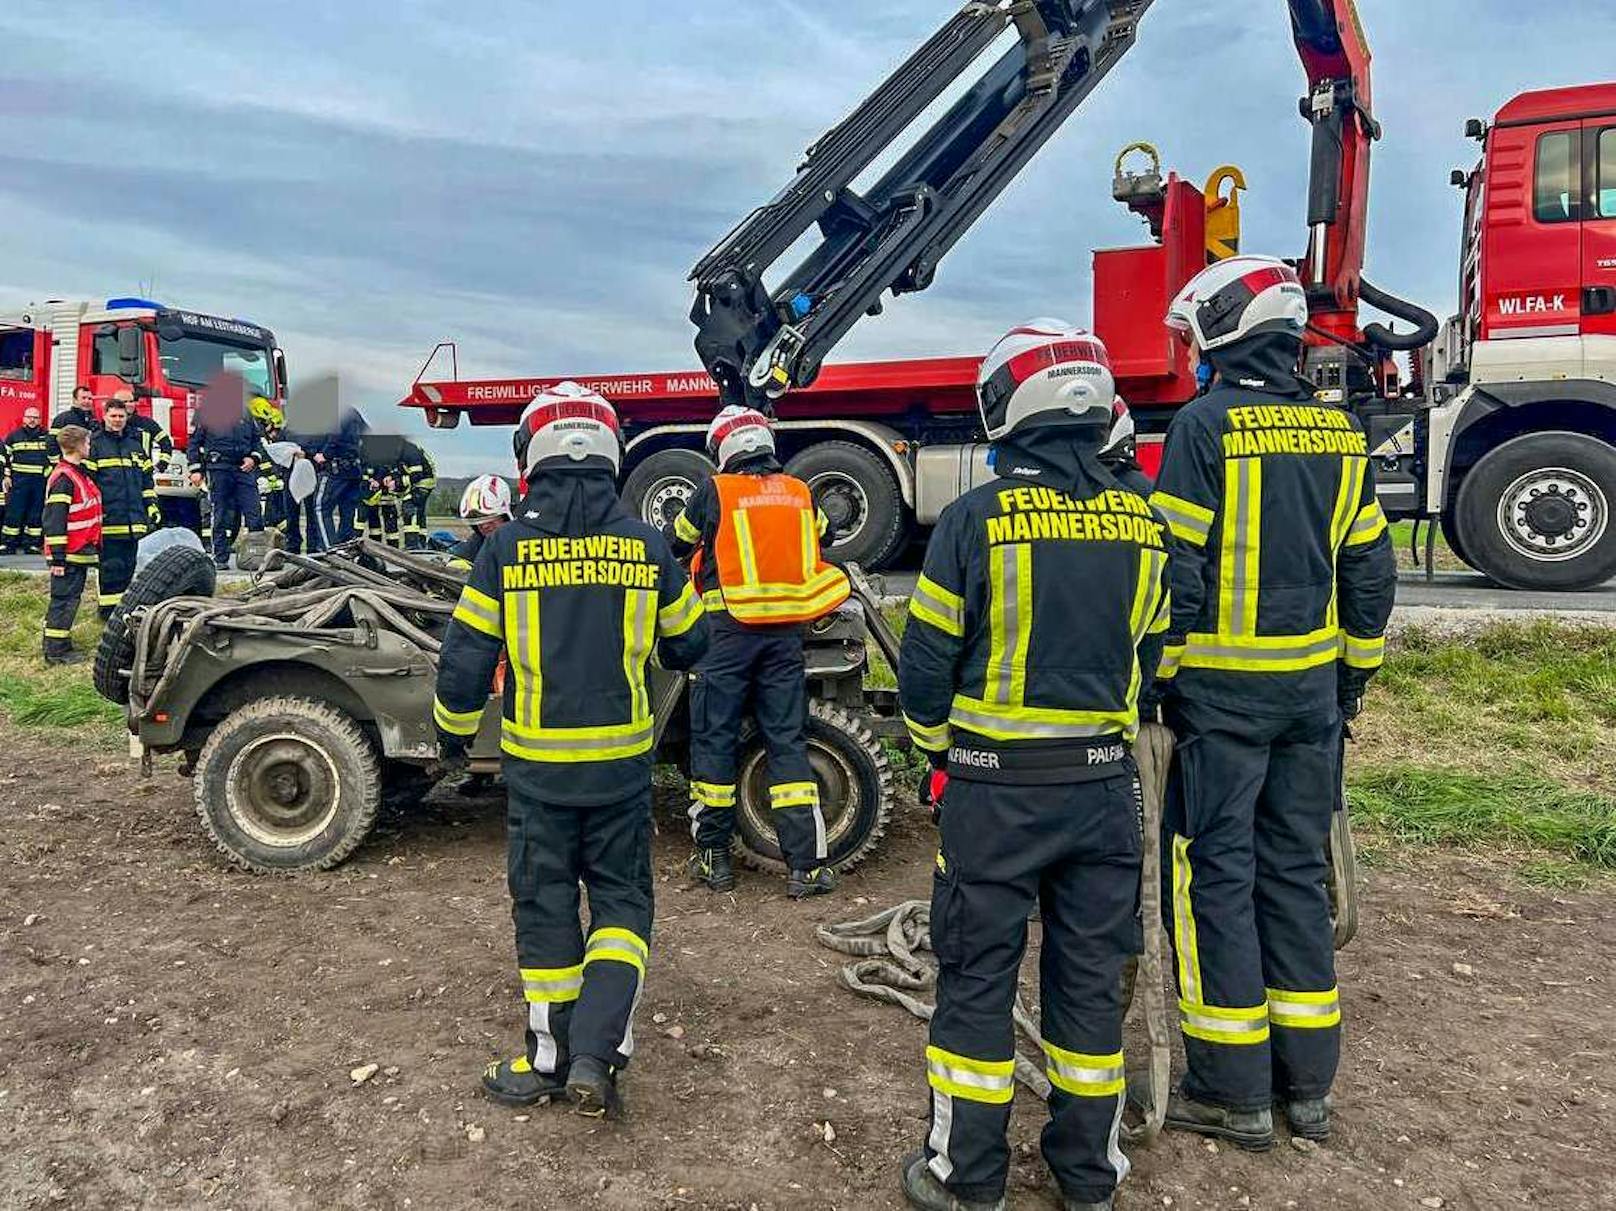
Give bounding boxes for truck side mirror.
[1464,118,1486,141]
[273,348,288,397]
[116,326,142,381]
[1450,169,1468,188]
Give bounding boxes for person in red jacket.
[41,425,101,665]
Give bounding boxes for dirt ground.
[2,732,1612,1211]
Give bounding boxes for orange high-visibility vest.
[702,473,850,624]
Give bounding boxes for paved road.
[867,568,1616,614]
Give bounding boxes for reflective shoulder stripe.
[433,698,484,736]
[1341,631,1385,671]
[1149,490,1214,546]
[1344,500,1388,548]
[657,581,704,637]
[904,713,952,754]
[452,585,502,639]
[909,573,965,638]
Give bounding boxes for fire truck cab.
[0,298,286,497]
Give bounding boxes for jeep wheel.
[731,700,893,874]
[93,543,218,705]
[194,696,381,873]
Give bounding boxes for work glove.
[435,732,470,776]
[1337,663,1370,724]
[917,750,949,824]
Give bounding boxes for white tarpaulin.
[288,458,317,502]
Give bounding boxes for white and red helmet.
[1166,255,1309,352]
[976,320,1116,442]
[515,382,622,475]
[1102,395,1136,458]
[458,474,513,522]
[706,404,775,471]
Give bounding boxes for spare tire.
[93,543,218,705]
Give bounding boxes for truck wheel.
[93,543,218,705]
[622,448,714,533]
[194,696,381,873]
[1454,432,1616,591]
[786,442,907,570]
[1438,509,1470,569]
[731,700,894,874]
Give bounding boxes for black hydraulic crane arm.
[690,0,1158,412]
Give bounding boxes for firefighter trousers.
[312,473,361,551]
[207,469,262,564]
[365,501,403,547]
[506,768,653,1076]
[282,488,308,554]
[687,622,825,872]
[98,537,138,613]
[2,474,45,550]
[405,488,431,547]
[43,563,92,656]
[1162,698,1343,1112]
[923,772,1141,1206]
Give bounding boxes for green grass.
[0,673,122,728]
[0,571,124,739]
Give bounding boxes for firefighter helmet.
[458,474,513,522]
[517,382,622,475]
[249,395,284,429]
[1102,395,1136,458]
[705,405,775,471]
[976,321,1116,442]
[1166,255,1308,352]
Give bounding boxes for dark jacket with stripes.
[86,428,156,537]
[4,425,51,475]
[898,431,1171,780]
[1148,335,1397,717]
[433,470,710,806]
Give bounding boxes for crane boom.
[689,0,1158,412]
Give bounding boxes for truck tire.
[731,700,894,874]
[194,696,381,873]
[93,543,218,705]
[1454,431,1616,591]
[786,442,907,570]
[622,448,714,533]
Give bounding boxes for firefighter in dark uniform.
[361,436,412,548]
[309,406,368,551]
[41,425,101,665]
[896,324,1170,1211]
[248,396,288,540]
[50,384,99,452]
[2,406,51,554]
[1150,257,1397,1149]
[107,387,175,535]
[189,400,269,570]
[401,438,437,548]
[433,383,709,1119]
[667,406,849,900]
[85,396,156,615]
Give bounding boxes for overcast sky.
[2,1,1610,473]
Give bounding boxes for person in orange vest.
[41,424,101,665]
[668,406,850,899]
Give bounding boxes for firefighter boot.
[899,1150,1004,1211]
[45,651,85,667]
[567,1055,623,1121]
[480,1056,567,1108]
[688,848,735,893]
[788,866,837,900]
[1282,1096,1332,1142]
[1165,1092,1275,1151]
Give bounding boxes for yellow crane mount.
[1112,142,1246,264]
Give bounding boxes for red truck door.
[1580,120,1616,347]
[1484,121,1584,356]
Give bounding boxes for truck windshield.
[158,333,276,398]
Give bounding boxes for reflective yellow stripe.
[658,581,703,637]
[584,927,649,977]
[1150,490,1214,547]
[800,506,817,582]
[1218,457,1261,637]
[1041,1042,1125,1098]
[1267,986,1342,1030]
[674,511,701,544]
[453,585,502,639]
[623,588,655,723]
[986,543,1032,707]
[1170,834,1202,1007]
[508,590,542,730]
[1179,999,1271,1045]
[904,713,952,754]
[1344,500,1387,548]
[949,696,1132,743]
[43,627,73,639]
[733,511,760,585]
[1181,626,1342,673]
[715,566,848,602]
[500,717,654,762]
[1329,455,1367,552]
[1157,642,1184,681]
[769,781,819,809]
[433,698,484,736]
[925,1045,1015,1105]
[521,964,584,1004]
[690,781,737,808]
[1341,631,1385,671]
[719,574,849,623]
[97,591,124,607]
[910,574,965,638]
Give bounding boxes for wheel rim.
[806,471,870,551]
[736,738,861,859]
[227,734,342,848]
[641,476,698,530]
[1496,467,1609,563]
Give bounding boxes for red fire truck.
[0,298,287,497]
[401,2,1616,591]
